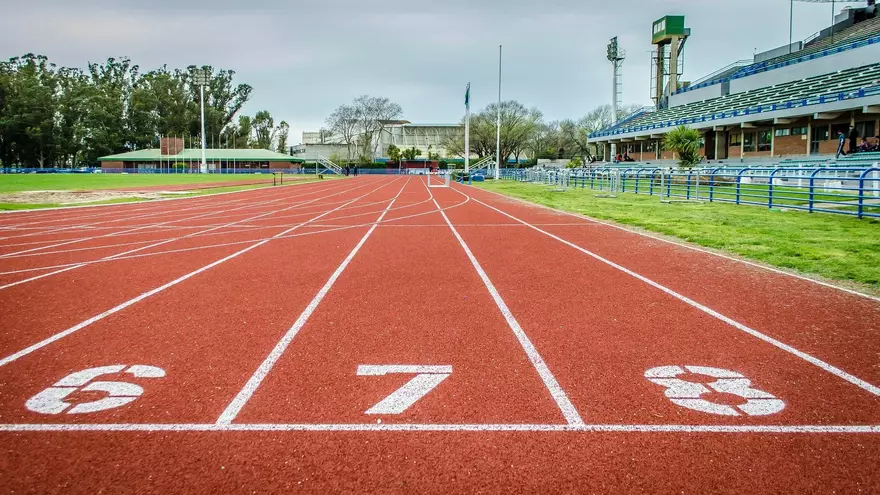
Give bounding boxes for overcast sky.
[1,0,846,144]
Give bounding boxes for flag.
[465,83,470,109]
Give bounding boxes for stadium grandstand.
[589,3,880,162]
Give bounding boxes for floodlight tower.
[193,69,211,174]
[607,37,625,159]
[650,16,690,108]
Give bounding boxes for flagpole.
[465,82,471,173]
[495,45,502,180]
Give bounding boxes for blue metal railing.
[501,166,880,219]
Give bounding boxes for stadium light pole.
[495,45,502,180]
[465,82,471,173]
[193,69,210,174]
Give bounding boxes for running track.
[0,176,878,493]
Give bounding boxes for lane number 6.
[26,365,165,415]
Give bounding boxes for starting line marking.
[0,423,877,433]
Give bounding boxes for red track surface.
[0,176,878,493]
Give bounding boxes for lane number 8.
[645,365,785,417]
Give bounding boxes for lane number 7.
[357,365,452,415]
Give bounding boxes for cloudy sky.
[1,0,844,143]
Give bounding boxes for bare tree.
[441,100,542,165]
[325,104,360,159]
[352,95,403,160]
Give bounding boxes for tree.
[352,95,403,159]
[442,100,542,165]
[386,143,401,163]
[184,65,252,140]
[0,54,254,167]
[663,125,703,168]
[252,110,275,150]
[276,121,289,153]
[0,54,60,168]
[326,103,359,159]
[401,146,421,161]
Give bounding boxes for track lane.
[441,183,880,426]
[225,177,565,425]
[0,178,384,360]
[0,177,404,424]
[464,184,880,385]
[0,179,366,281]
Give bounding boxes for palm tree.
[663,126,702,168]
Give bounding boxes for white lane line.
[422,178,584,426]
[0,187,472,277]
[0,182,360,251]
[468,184,880,303]
[0,178,399,369]
[0,193,388,258]
[0,178,337,242]
[470,195,880,397]
[216,178,411,425]
[0,180,377,291]
[0,179,352,257]
[0,423,877,433]
[0,176,334,222]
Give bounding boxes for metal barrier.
[501,165,880,219]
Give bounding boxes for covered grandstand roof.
[676,15,880,95]
[98,149,304,162]
[590,64,880,140]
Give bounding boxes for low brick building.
[98,145,304,172]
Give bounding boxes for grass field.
[476,180,880,292]
[0,173,276,193]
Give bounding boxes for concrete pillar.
[770,126,776,157]
[668,38,679,96]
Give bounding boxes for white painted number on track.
[26,365,165,415]
[357,365,452,415]
[645,365,785,416]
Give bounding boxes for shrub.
[663,126,703,168]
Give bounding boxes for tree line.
[324,94,642,165]
[442,101,644,165]
[0,54,290,168]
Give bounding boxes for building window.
[743,132,756,152]
[855,121,875,140]
[830,123,849,138]
[729,132,741,146]
[774,128,790,137]
[791,126,808,136]
[758,130,772,152]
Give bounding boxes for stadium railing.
[501,165,880,219]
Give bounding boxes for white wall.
[730,42,880,95]
[669,82,728,107]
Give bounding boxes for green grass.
[620,178,861,206]
[0,176,330,211]
[0,173,277,193]
[476,180,880,292]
